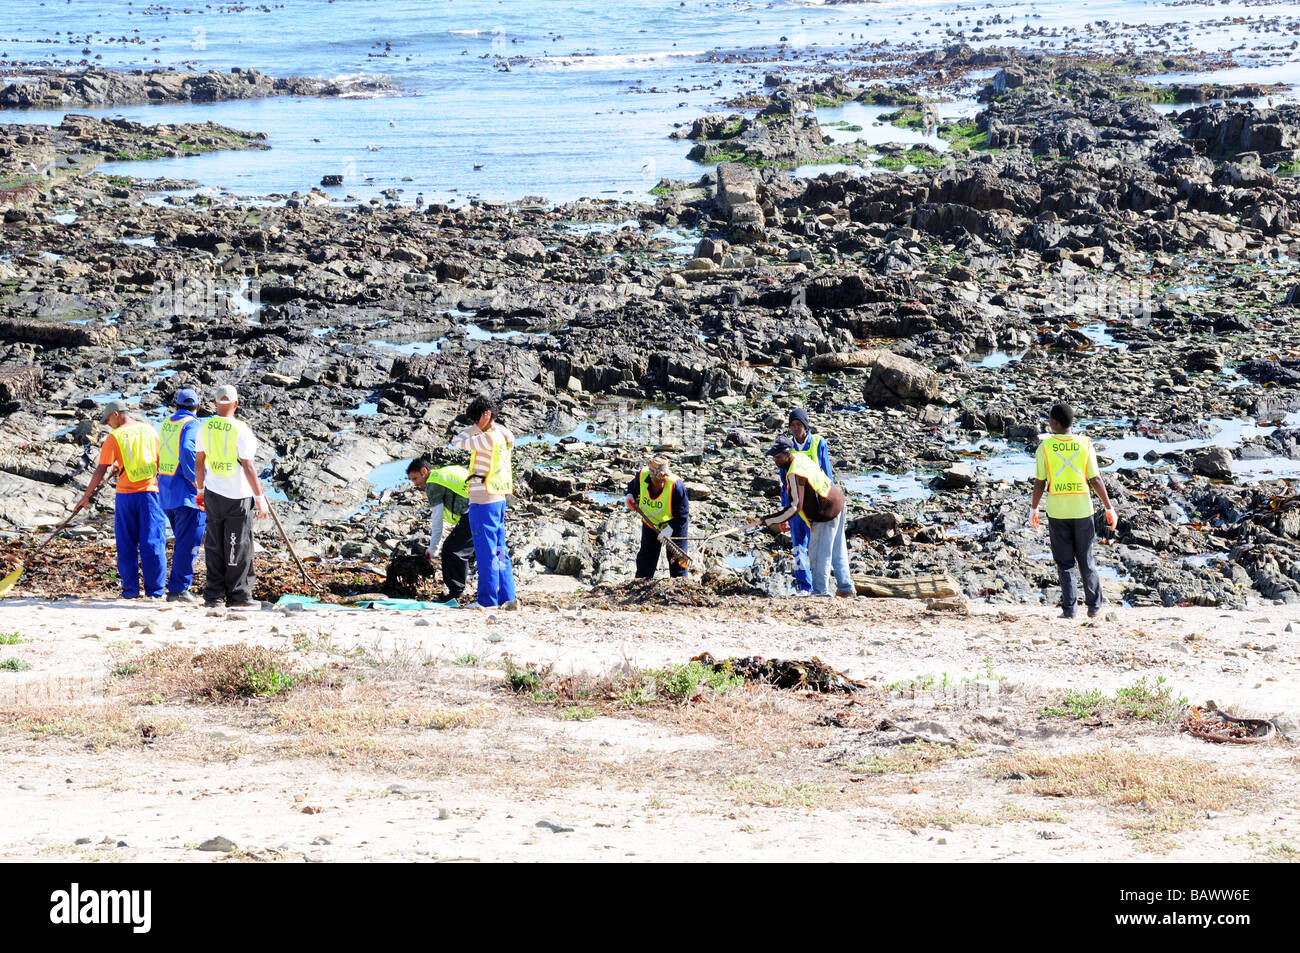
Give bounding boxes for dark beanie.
[788,408,810,430]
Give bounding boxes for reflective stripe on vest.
[113,421,159,483]
[427,465,469,526]
[158,415,196,477]
[1045,435,1090,497]
[470,428,513,495]
[203,416,244,479]
[638,469,675,528]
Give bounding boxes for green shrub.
[647,661,743,700]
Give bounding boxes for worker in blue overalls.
[782,408,835,594]
[157,388,206,603]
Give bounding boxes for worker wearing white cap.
[194,384,267,608]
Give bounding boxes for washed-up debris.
[582,574,764,608]
[0,538,124,597]
[693,652,866,693]
[0,538,382,603]
[383,554,440,599]
[1181,706,1276,745]
[855,573,960,600]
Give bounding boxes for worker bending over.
[754,436,854,598]
[625,454,690,579]
[783,408,834,593]
[407,456,475,605]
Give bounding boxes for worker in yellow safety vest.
[451,394,517,609]
[784,408,834,592]
[75,399,168,599]
[624,454,690,578]
[1030,401,1118,619]
[157,388,205,603]
[754,435,854,598]
[406,456,475,604]
[194,383,268,609]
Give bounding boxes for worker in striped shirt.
[450,394,518,609]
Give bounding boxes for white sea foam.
[326,73,402,98]
[531,49,708,70]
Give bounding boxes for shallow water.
[367,338,446,356]
[516,420,605,447]
[2,1,1294,204]
[724,552,756,571]
[841,470,934,503]
[367,458,415,495]
[966,349,1023,369]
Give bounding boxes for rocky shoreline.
[0,67,396,110]
[2,54,1300,611]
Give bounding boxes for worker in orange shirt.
[75,399,167,599]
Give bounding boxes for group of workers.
[406,394,519,609]
[616,408,855,598]
[84,381,1118,619]
[76,385,267,608]
[620,401,1116,616]
[407,398,1115,618]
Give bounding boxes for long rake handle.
[27,477,109,561]
[633,505,689,566]
[264,497,312,587]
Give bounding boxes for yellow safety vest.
[638,469,676,528]
[113,421,159,484]
[787,451,831,499]
[786,451,832,526]
[1044,435,1091,498]
[158,415,196,477]
[797,433,825,470]
[426,465,469,526]
[203,416,245,478]
[470,428,512,495]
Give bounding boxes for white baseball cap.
[214,384,239,404]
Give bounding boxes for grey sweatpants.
[1048,515,1101,616]
[203,490,255,604]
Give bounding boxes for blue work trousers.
[468,500,516,608]
[789,514,813,592]
[165,505,206,595]
[115,491,167,598]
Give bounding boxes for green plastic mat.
[276,594,458,611]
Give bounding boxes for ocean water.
[0,0,1297,204]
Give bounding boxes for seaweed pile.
[693,651,867,692]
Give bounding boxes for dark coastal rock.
[1192,448,1234,481]
[0,67,396,110]
[3,55,1299,612]
[864,352,939,406]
